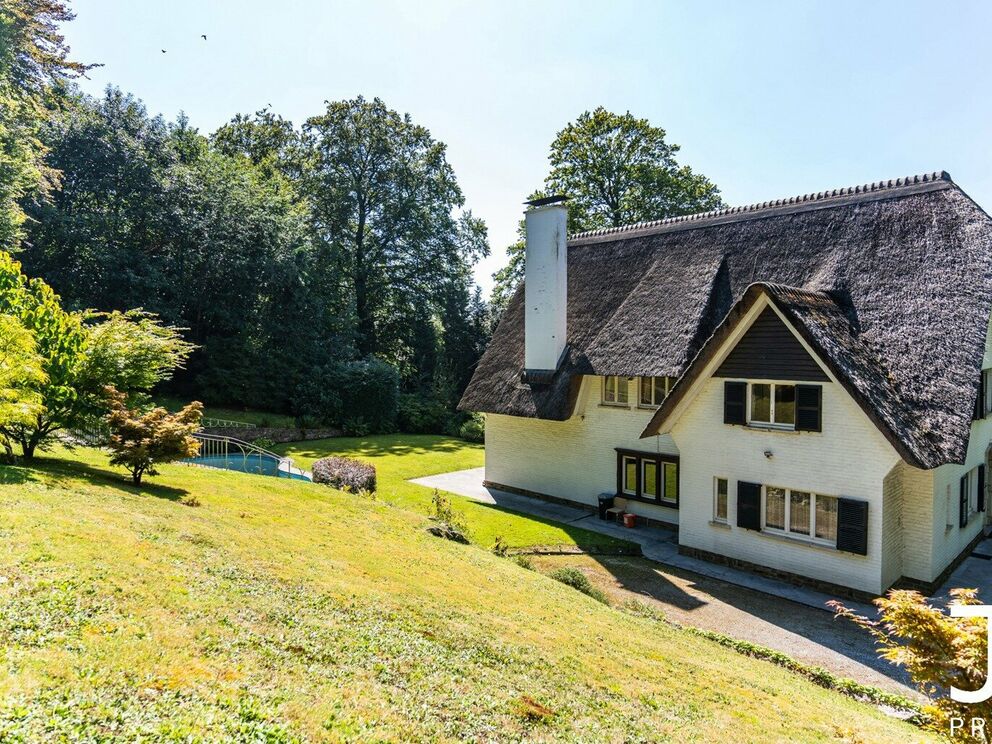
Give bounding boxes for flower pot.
[623,512,636,528]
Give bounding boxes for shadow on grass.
[0,462,38,485]
[25,454,189,501]
[582,553,914,689]
[280,434,480,461]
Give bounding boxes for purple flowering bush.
[311,456,376,493]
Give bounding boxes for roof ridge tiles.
[569,170,952,242]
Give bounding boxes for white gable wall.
[670,374,901,594]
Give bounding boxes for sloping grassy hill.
[0,449,930,742]
[275,434,635,552]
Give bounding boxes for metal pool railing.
[182,432,311,481]
[201,417,258,429]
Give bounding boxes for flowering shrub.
[311,456,376,493]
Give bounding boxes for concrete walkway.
[412,467,877,617]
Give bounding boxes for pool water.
[184,453,311,481]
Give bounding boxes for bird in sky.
[201,34,207,40]
[161,49,167,53]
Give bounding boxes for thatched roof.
[459,172,992,468]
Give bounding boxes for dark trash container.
[598,493,615,520]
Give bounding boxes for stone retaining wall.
[201,426,343,444]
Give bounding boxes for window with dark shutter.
[795,385,822,432]
[960,475,969,528]
[975,371,985,421]
[979,465,986,513]
[737,481,761,530]
[836,498,868,555]
[724,381,746,425]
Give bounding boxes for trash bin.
[598,493,615,520]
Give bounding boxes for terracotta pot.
[623,512,636,528]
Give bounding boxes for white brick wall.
[482,305,992,594]
[884,462,933,585]
[670,376,901,594]
[485,376,680,523]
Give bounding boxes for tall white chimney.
[523,196,568,376]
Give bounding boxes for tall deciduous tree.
[302,97,488,360]
[0,0,87,249]
[490,108,724,317]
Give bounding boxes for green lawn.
[0,447,931,742]
[275,434,634,553]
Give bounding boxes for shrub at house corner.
[105,388,202,484]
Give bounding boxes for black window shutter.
[979,465,986,513]
[960,475,969,528]
[796,385,822,432]
[736,481,762,530]
[724,381,746,425]
[836,498,868,555]
[975,372,985,421]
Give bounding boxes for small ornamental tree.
[831,588,990,739]
[105,387,202,485]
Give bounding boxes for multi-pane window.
[618,450,678,506]
[763,485,837,542]
[638,376,672,407]
[714,477,728,523]
[749,383,796,427]
[603,376,629,405]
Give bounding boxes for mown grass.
[158,396,297,428]
[276,434,634,552]
[0,447,932,742]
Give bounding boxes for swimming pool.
[182,434,311,481]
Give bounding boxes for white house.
[459,172,992,599]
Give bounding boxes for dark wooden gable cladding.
[715,307,829,381]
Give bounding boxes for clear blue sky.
[65,0,992,295]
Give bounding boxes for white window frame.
[713,477,729,523]
[746,381,797,430]
[602,375,630,406]
[621,455,638,496]
[966,467,980,516]
[946,483,955,529]
[760,485,837,546]
[638,376,672,408]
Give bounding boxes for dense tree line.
[18,89,492,431]
[4,3,725,439]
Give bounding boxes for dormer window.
[724,381,822,432]
[749,383,795,428]
[602,376,629,406]
[638,376,672,407]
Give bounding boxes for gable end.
[714,306,829,381]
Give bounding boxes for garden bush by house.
[458,412,484,443]
[311,455,377,493]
